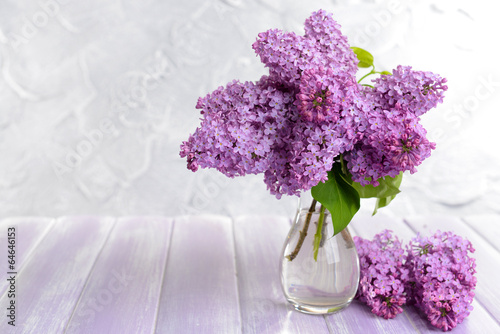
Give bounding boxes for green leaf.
[311,164,360,236]
[380,71,392,75]
[373,196,394,215]
[351,47,374,68]
[351,173,403,199]
[372,173,404,215]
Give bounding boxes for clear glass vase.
[279,195,360,314]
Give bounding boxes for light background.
[0,0,499,220]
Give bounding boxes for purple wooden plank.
[0,217,54,295]
[154,215,241,334]
[463,214,500,253]
[65,217,173,334]
[233,215,330,334]
[327,300,425,333]
[350,213,416,242]
[0,216,115,334]
[404,215,500,331]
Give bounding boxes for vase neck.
[298,191,316,211]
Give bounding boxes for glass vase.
[279,195,360,314]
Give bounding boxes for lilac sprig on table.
[405,231,477,331]
[354,230,476,331]
[354,230,409,319]
[180,9,447,257]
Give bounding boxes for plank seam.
[458,219,500,326]
[230,217,244,334]
[461,217,500,254]
[151,218,176,334]
[0,218,57,300]
[402,218,418,235]
[62,217,118,334]
[470,294,500,327]
[322,314,334,334]
[402,308,421,333]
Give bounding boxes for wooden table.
[0,215,499,333]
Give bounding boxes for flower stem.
[286,199,317,261]
[358,65,376,83]
[340,228,355,248]
[313,205,326,261]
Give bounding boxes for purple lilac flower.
[295,67,359,123]
[354,230,409,319]
[405,231,476,331]
[181,10,365,198]
[252,10,358,88]
[303,10,358,75]
[345,66,448,186]
[181,74,359,198]
[371,65,448,117]
[263,105,357,197]
[180,77,291,177]
[181,10,447,198]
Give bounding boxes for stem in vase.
[313,205,326,261]
[286,199,317,261]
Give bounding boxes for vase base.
[288,299,353,315]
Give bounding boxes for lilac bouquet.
[180,10,447,256]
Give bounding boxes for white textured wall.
[1,0,499,218]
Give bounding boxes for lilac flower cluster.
[180,77,291,176]
[405,231,477,331]
[180,74,358,197]
[252,11,358,88]
[344,66,447,186]
[354,230,476,331]
[296,67,359,124]
[180,10,447,197]
[354,230,409,319]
